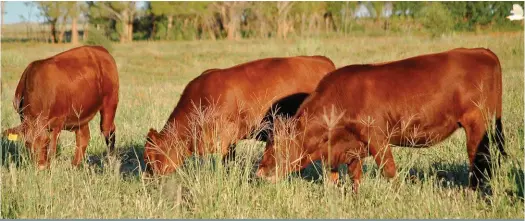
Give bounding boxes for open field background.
[1,33,524,218]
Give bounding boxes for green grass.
[1,33,524,218]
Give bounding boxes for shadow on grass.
[289,161,466,187]
[406,162,470,189]
[118,143,146,177]
[85,142,146,179]
[285,160,522,199]
[1,137,147,180]
[1,138,30,168]
[404,161,524,202]
[507,164,524,201]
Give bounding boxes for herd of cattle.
[2,45,507,193]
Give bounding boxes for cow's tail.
[14,62,33,122]
[2,63,32,139]
[487,49,507,157]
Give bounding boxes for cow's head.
[256,110,361,183]
[16,120,51,169]
[257,138,309,183]
[255,142,278,182]
[255,118,306,183]
[143,128,186,176]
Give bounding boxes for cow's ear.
[147,128,159,144]
[148,128,159,136]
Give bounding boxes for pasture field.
[1,33,524,218]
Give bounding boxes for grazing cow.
[2,46,119,169]
[144,56,336,176]
[256,48,506,192]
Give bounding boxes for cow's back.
[200,56,333,107]
[163,55,335,133]
[311,48,499,112]
[298,48,502,146]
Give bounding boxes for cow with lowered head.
[3,46,119,169]
[256,48,506,193]
[144,56,336,176]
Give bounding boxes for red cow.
[256,48,506,192]
[3,46,119,169]
[144,56,336,176]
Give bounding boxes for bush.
[84,28,114,53]
[153,18,201,41]
[419,2,454,38]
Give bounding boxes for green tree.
[329,2,358,35]
[150,2,181,39]
[88,2,137,43]
[392,2,423,18]
[151,2,213,40]
[292,2,327,36]
[326,2,353,34]
[212,2,247,40]
[443,2,488,31]
[490,2,524,31]
[369,1,384,21]
[64,2,87,44]
[37,2,68,43]
[443,2,523,31]
[276,1,294,39]
[249,2,277,38]
[185,2,217,40]
[368,2,394,30]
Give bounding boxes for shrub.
[84,28,114,53]
[418,2,455,38]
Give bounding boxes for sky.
[2,1,147,24]
[3,1,43,24]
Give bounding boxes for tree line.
[16,1,525,44]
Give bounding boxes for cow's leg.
[461,111,492,190]
[494,118,506,168]
[72,124,90,166]
[222,143,237,165]
[368,139,397,179]
[222,117,252,167]
[100,96,118,154]
[348,158,363,194]
[34,133,51,170]
[495,118,506,157]
[47,127,61,162]
[329,168,340,184]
